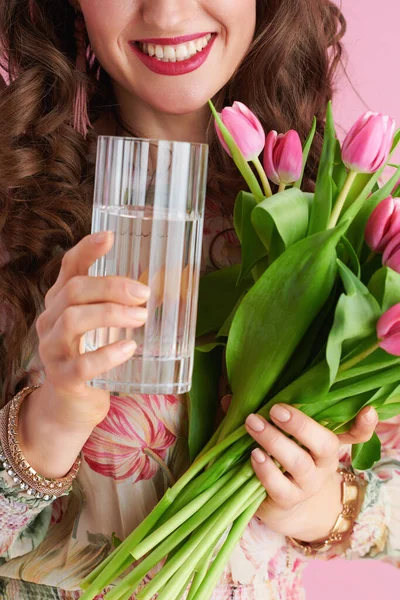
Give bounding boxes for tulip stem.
[253,157,272,199]
[364,251,376,265]
[328,170,358,229]
[278,182,286,193]
[338,342,380,373]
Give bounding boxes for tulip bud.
[215,101,265,161]
[365,196,400,253]
[342,112,396,174]
[263,130,303,185]
[382,231,400,273]
[377,303,400,356]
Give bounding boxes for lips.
[129,33,217,77]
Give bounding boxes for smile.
[129,33,217,76]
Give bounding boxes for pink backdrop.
[304,1,400,598]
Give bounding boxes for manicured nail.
[93,231,112,244]
[119,340,137,354]
[363,407,376,423]
[252,448,267,464]
[246,414,265,432]
[129,282,151,300]
[270,404,291,422]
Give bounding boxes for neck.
[112,82,210,144]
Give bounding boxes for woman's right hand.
[17,231,150,479]
[34,230,150,429]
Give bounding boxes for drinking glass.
[85,136,208,394]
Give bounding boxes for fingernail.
[128,282,151,300]
[270,404,291,422]
[127,307,148,322]
[93,231,111,244]
[246,414,265,432]
[364,407,376,423]
[119,340,137,354]
[252,448,267,464]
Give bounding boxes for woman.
[0,0,398,598]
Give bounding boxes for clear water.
[85,205,203,394]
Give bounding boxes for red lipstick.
[129,34,216,77]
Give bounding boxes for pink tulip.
[365,196,400,253]
[215,101,265,161]
[382,231,400,272]
[342,112,396,174]
[263,130,303,185]
[377,303,400,356]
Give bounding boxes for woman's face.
[78,0,257,115]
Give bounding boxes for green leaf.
[351,432,381,470]
[377,402,400,420]
[293,116,317,189]
[196,266,252,337]
[220,224,345,438]
[344,156,400,256]
[307,102,336,235]
[234,191,268,281]
[368,266,400,311]
[188,347,223,461]
[332,139,348,195]
[251,188,312,263]
[337,236,361,278]
[326,260,381,384]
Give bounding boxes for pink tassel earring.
[73,15,91,138]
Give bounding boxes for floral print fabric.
[1,202,400,599]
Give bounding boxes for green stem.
[186,548,215,600]
[192,491,266,600]
[328,170,358,229]
[136,518,217,600]
[338,342,380,373]
[278,182,286,193]
[132,462,254,561]
[252,157,272,198]
[79,493,173,599]
[155,479,264,600]
[132,467,237,559]
[364,250,377,265]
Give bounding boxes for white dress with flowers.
[0,199,399,600]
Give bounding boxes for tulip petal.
[381,200,400,249]
[221,106,265,160]
[376,303,400,338]
[365,196,394,252]
[379,332,400,356]
[215,117,232,157]
[273,130,303,184]
[342,112,374,157]
[382,230,400,272]
[343,116,387,173]
[233,101,266,141]
[263,130,280,184]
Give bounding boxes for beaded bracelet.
[287,467,366,556]
[0,385,81,501]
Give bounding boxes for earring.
[73,14,91,138]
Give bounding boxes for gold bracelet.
[287,467,366,556]
[0,385,81,501]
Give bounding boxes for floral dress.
[0,199,399,600]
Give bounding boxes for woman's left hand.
[244,403,378,542]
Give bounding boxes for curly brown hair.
[0,0,346,395]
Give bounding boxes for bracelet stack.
[0,385,81,501]
[287,467,366,556]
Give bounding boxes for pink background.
[304,1,400,598]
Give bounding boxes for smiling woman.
[1,1,394,600]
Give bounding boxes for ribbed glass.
[85,136,208,394]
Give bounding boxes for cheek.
[213,0,256,66]
[79,0,133,46]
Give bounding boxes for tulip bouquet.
[80,102,400,600]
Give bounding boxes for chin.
[134,83,218,117]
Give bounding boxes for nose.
[141,0,197,32]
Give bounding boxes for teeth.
[139,34,213,62]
